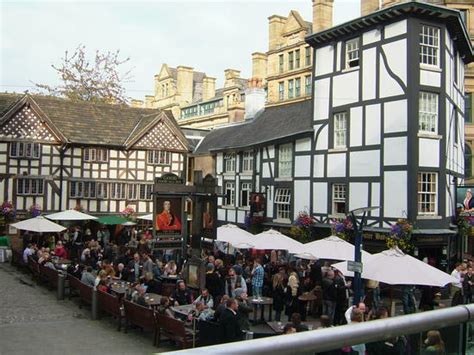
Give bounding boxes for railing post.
[57,272,65,300]
[91,288,98,320]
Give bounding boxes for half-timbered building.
[0,93,189,216]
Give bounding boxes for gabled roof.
[306,1,474,64]
[194,100,313,155]
[0,93,189,151]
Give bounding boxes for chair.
[156,313,195,349]
[123,300,159,346]
[97,290,123,331]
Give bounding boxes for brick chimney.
[224,69,241,88]
[176,66,194,103]
[312,0,334,33]
[252,52,267,81]
[268,15,286,51]
[202,77,216,101]
[361,0,380,16]
[245,78,266,121]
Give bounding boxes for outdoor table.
[144,293,161,307]
[250,297,273,324]
[298,292,317,316]
[110,281,128,295]
[171,304,195,320]
[266,321,313,334]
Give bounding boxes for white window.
[278,82,284,101]
[224,181,235,206]
[70,181,108,199]
[334,112,347,148]
[96,182,108,199]
[17,178,44,196]
[419,92,438,133]
[420,25,440,67]
[240,182,252,207]
[275,188,291,221]
[128,184,138,200]
[345,38,360,69]
[332,184,346,215]
[139,184,153,200]
[418,172,437,215]
[278,144,293,178]
[84,148,108,163]
[111,183,126,199]
[224,153,236,173]
[83,182,96,198]
[147,150,171,165]
[9,142,40,159]
[242,151,253,172]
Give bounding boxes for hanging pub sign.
[201,197,217,239]
[250,192,266,221]
[155,197,182,236]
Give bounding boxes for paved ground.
[0,263,174,355]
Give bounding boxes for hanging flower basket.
[28,204,42,218]
[0,201,16,224]
[386,219,414,253]
[289,210,315,243]
[330,217,354,241]
[121,205,136,220]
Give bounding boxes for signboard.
[155,197,182,236]
[347,260,363,273]
[155,173,184,185]
[201,197,217,239]
[152,239,183,250]
[250,192,266,220]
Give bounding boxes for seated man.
[143,272,162,294]
[171,280,194,306]
[81,266,96,287]
[132,285,148,308]
[157,296,175,318]
[188,301,214,322]
[193,288,214,309]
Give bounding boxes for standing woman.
[272,272,286,322]
[286,268,300,321]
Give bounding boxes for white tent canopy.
[303,235,372,261]
[46,209,97,221]
[217,224,254,248]
[252,229,303,253]
[333,247,458,287]
[137,214,153,221]
[11,216,66,233]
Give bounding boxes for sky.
[0,0,361,101]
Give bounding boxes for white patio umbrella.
[217,224,254,248]
[122,221,137,226]
[46,209,97,221]
[137,213,153,221]
[332,247,458,287]
[11,216,66,233]
[294,252,317,260]
[303,235,372,261]
[252,228,303,253]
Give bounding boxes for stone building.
[251,0,334,106]
[361,1,474,182]
[134,64,247,129]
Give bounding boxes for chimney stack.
[176,66,194,103]
[252,52,268,81]
[312,0,334,33]
[244,78,266,121]
[202,77,216,101]
[268,15,286,51]
[361,0,380,17]
[224,69,241,88]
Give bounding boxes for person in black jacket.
[219,298,242,343]
[206,263,223,298]
[463,267,474,304]
[322,269,338,324]
[272,273,287,322]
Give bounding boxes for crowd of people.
[20,224,454,353]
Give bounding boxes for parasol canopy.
[252,229,303,253]
[137,214,153,221]
[95,215,128,225]
[11,216,66,233]
[303,235,372,261]
[46,209,97,221]
[217,224,254,248]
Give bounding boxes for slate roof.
[0,93,189,150]
[194,100,313,154]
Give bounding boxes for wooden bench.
[123,300,159,346]
[27,256,40,282]
[39,263,59,290]
[97,290,123,331]
[68,275,93,307]
[156,313,195,349]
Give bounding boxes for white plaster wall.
[333,71,359,107]
[217,208,226,221]
[294,180,311,219]
[216,154,223,173]
[363,29,381,45]
[384,19,406,39]
[336,42,342,71]
[315,124,328,151]
[313,155,325,178]
[362,48,377,101]
[420,70,441,88]
[267,146,275,159]
[227,209,236,223]
[267,186,274,218]
[349,182,369,211]
[350,106,363,147]
[314,78,331,120]
[262,162,271,178]
[384,100,407,133]
[315,45,334,76]
[365,104,381,145]
[237,210,246,224]
[384,137,407,166]
[295,138,311,152]
[313,182,328,214]
[327,153,346,177]
[379,54,404,97]
[350,150,380,177]
[419,138,440,167]
[371,182,380,217]
[382,39,407,86]
[383,171,407,218]
[295,155,311,177]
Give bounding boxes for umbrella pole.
[389,286,395,317]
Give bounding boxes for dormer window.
[147,150,171,165]
[84,148,108,163]
[224,153,236,173]
[9,142,40,159]
[345,38,360,69]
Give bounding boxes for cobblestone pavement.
[0,263,173,355]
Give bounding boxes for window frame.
[224,181,235,206]
[295,78,301,98]
[288,79,294,99]
[419,25,440,67]
[278,143,293,178]
[278,81,285,101]
[83,148,108,163]
[418,91,439,134]
[9,142,41,159]
[223,153,236,173]
[305,47,311,66]
[242,151,253,173]
[345,38,360,69]
[279,54,284,73]
[295,49,300,69]
[139,184,153,201]
[305,75,312,96]
[288,51,294,70]
[17,178,44,196]
[111,183,127,200]
[417,172,438,215]
[333,112,348,149]
[332,184,346,216]
[274,188,291,221]
[239,182,252,208]
[147,150,171,166]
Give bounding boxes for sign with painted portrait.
[202,197,216,239]
[250,192,266,220]
[155,197,182,237]
[457,186,474,213]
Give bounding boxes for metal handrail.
[160,304,474,355]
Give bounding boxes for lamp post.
[349,206,380,305]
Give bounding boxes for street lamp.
[348,206,380,305]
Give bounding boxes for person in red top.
[156,200,181,231]
[53,241,68,259]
